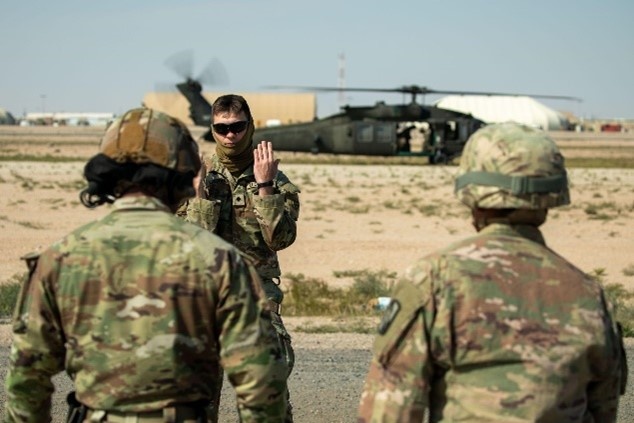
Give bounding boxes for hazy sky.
[1,0,632,120]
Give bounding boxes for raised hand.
[253,141,280,185]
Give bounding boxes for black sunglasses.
[212,120,249,135]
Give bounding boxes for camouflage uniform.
[180,94,300,422]
[182,154,300,372]
[5,108,288,423]
[358,123,627,422]
[5,196,287,422]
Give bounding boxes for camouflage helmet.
[454,122,570,209]
[100,108,200,174]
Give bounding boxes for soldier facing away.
[180,94,300,422]
[358,122,627,422]
[4,108,287,422]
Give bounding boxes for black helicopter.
[165,53,579,163]
[256,85,484,164]
[253,85,581,164]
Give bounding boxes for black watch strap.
[257,180,274,188]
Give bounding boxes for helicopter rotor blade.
[197,58,230,87]
[263,85,398,93]
[418,88,582,102]
[164,49,195,80]
[262,85,582,102]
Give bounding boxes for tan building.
[143,91,316,128]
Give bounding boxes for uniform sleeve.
[586,304,628,422]
[215,248,288,421]
[252,178,300,251]
[358,275,435,423]
[5,252,66,423]
[182,198,222,232]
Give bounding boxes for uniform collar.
[479,223,547,246]
[112,195,171,212]
[211,154,255,181]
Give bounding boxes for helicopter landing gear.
[428,148,449,165]
[311,135,323,154]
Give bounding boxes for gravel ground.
[1,320,633,422]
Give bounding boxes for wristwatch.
[257,180,274,188]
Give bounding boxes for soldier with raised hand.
[180,94,300,422]
[4,108,287,423]
[358,122,627,422]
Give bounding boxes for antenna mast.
[338,53,346,109]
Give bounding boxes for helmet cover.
[100,108,200,174]
[455,122,570,209]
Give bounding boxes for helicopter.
[254,86,484,164]
[164,54,579,163]
[167,70,487,162]
[252,85,581,164]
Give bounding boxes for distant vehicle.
[601,123,622,132]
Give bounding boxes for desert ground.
[1,126,633,291]
[1,126,634,421]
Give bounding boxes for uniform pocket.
[12,253,40,334]
[186,199,222,232]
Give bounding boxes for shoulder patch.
[377,299,400,335]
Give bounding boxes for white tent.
[434,95,569,130]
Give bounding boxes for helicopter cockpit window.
[356,123,374,143]
[374,125,393,143]
[355,122,393,143]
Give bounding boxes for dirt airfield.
[1,126,634,421]
[1,126,633,291]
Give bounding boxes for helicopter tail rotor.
[197,58,229,87]
[164,49,196,82]
[159,50,230,130]
[165,49,229,87]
